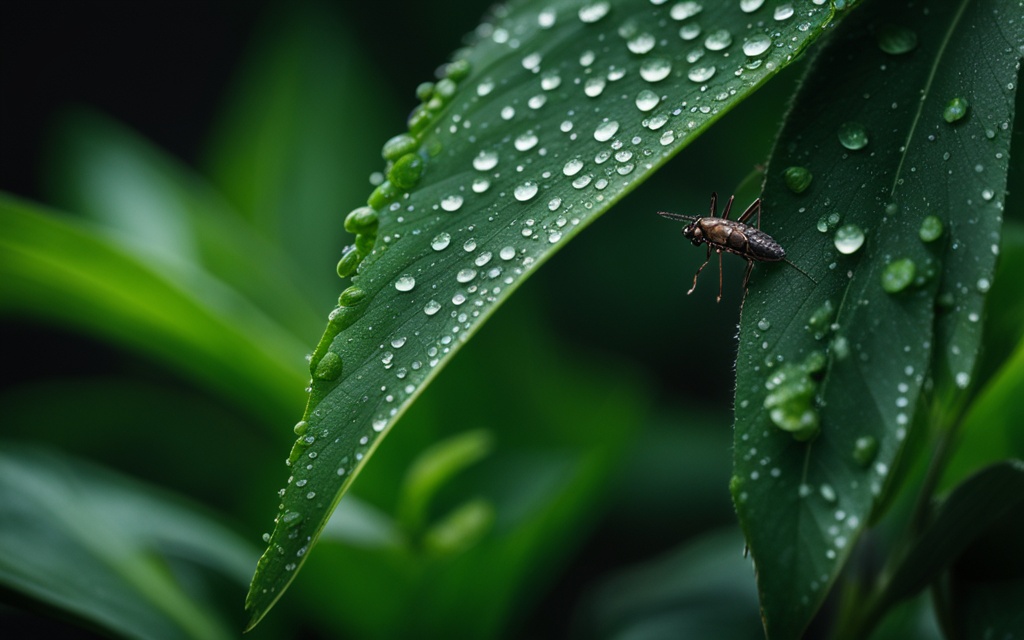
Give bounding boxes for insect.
[658,192,815,302]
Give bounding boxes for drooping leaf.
[0,445,256,640]
[0,193,307,421]
[45,109,324,342]
[245,0,845,626]
[731,0,1022,637]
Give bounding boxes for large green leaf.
[0,194,308,421]
[731,0,1022,636]
[246,0,843,626]
[0,445,256,640]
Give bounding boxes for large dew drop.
[918,215,944,242]
[639,58,673,82]
[742,33,772,57]
[514,182,539,202]
[395,276,416,292]
[578,1,610,23]
[837,122,869,150]
[881,259,916,294]
[943,97,970,123]
[834,224,865,254]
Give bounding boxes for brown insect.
[658,192,815,302]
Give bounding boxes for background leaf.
[0,445,256,640]
[246,0,842,625]
[730,0,1022,636]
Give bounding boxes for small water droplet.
[679,23,701,41]
[688,64,716,82]
[670,1,702,20]
[853,436,878,466]
[635,89,661,111]
[594,120,620,141]
[918,216,943,242]
[473,150,499,171]
[881,258,916,294]
[837,122,869,150]
[943,97,969,123]
[742,33,772,57]
[500,246,516,260]
[783,166,813,193]
[757,318,771,331]
[639,58,673,82]
[395,276,416,292]
[819,484,837,503]
[877,24,918,55]
[704,29,732,51]
[441,195,464,211]
[313,351,343,381]
[457,268,477,283]
[627,32,656,54]
[834,224,865,254]
[424,300,441,316]
[955,372,971,388]
[773,3,794,20]
[514,181,539,201]
[541,72,562,91]
[740,0,765,13]
[976,277,991,293]
[584,76,606,97]
[431,232,452,251]
[515,131,539,151]
[578,2,610,23]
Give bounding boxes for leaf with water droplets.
[732,0,1022,636]
[245,0,841,627]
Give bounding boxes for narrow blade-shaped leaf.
[246,0,842,626]
[731,0,1022,636]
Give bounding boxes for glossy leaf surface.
[731,0,1022,636]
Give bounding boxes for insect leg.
[742,258,754,292]
[738,198,762,227]
[716,249,724,302]
[687,245,713,295]
[709,192,718,218]
[722,194,736,220]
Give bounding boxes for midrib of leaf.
[245,0,843,628]
[888,0,970,197]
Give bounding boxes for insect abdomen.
[745,227,785,261]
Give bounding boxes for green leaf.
[0,445,256,640]
[731,0,1022,636]
[245,0,842,627]
[0,193,307,421]
[877,461,1024,613]
[45,109,324,342]
[204,3,394,303]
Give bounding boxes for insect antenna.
[783,258,818,284]
[656,211,698,222]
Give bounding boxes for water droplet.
[514,131,539,151]
[704,29,732,51]
[457,268,477,283]
[313,351,343,381]
[679,23,701,41]
[472,178,490,193]
[463,239,477,252]
[594,120,620,141]
[514,181,539,201]
[499,246,516,260]
[424,300,441,315]
[807,300,835,340]
[388,154,424,190]
[757,318,771,331]
[877,24,918,55]
[563,158,584,176]
[832,335,850,360]
[639,58,673,82]
[521,51,543,71]
[581,77,605,97]
[293,420,308,436]
[853,436,879,467]
[627,32,656,54]
[955,372,971,389]
[473,150,499,171]
[834,224,865,254]
[783,166,813,193]
[578,2,610,23]
[431,232,452,251]
[773,3,794,20]
[819,484,837,503]
[441,195,464,212]
[381,133,418,161]
[635,89,661,111]
[763,357,821,441]
[395,276,416,292]
[688,64,716,82]
[670,1,702,20]
[742,33,772,57]
[740,0,765,13]
[943,97,969,123]
[837,122,869,150]
[918,215,943,242]
[881,258,916,294]
[976,277,991,293]
[541,72,562,90]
